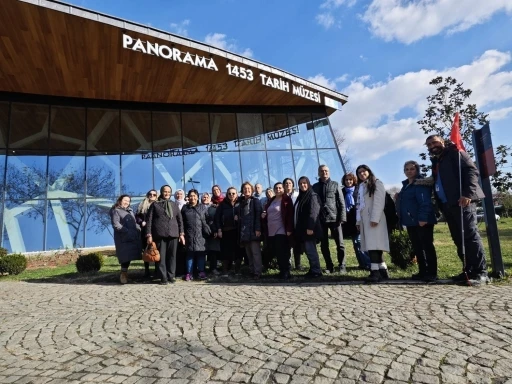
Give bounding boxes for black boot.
[365,270,381,283]
[379,268,389,280]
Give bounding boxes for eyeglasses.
[148,193,157,197]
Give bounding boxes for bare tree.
[333,128,352,173]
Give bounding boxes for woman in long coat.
[355,164,390,283]
[136,189,158,279]
[110,195,141,284]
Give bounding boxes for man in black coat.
[426,135,488,284]
[312,165,347,274]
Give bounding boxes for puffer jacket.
[238,196,262,243]
[312,178,347,224]
[181,203,208,252]
[397,177,437,227]
[214,199,239,232]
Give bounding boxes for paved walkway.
[1,281,512,384]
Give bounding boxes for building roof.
[0,0,348,113]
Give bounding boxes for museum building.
[0,0,348,253]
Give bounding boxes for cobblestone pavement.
[1,282,512,384]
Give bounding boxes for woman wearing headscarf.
[355,164,390,283]
[215,186,241,276]
[136,189,158,279]
[181,189,209,281]
[262,182,294,279]
[174,189,187,210]
[146,185,185,285]
[202,192,221,275]
[293,176,323,278]
[396,160,437,281]
[342,173,371,270]
[110,195,141,284]
[238,182,263,279]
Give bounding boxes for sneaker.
[423,275,438,283]
[468,273,490,286]
[199,272,207,280]
[379,269,389,280]
[304,271,322,278]
[365,270,381,283]
[411,272,425,281]
[184,274,192,281]
[168,278,176,284]
[451,272,468,282]
[338,265,347,275]
[120,272,128,285]
[159,280,169,285]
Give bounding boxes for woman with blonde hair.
[136,189,158,279]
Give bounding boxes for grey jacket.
[181,204,208,252]
[238,196,262,243]
[312,179,347,224]
[110,206,141,263]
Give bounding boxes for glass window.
[210,113,238,151]
[318,149,344,184]
[85,200,115,248]
[0,151,5,246]
[46,199,85,249]
[153,155,184,193]
[50,106,85,150]
[263,114,291,150]
[182,112,209,150]
[289,113,316,150]
[0,102,8,148]
[293,150,319,183]
[236,114,265,151]
[153,112,182,151]
[48,152,86,199]
[9,103,49,150]
[121,110,151,152]
[87,108,119,152]
[240,151,269,188]
[3,199,46,252]
[121,153,153,196]
[184,151,213,194]
[212,151,241,192]
[312,112,336,148]
[86,153,120,199]
[267,151,295,187]
[5,152,47,200]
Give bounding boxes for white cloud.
[204,33,253,58]
[362,0,512,44]
[169,19,190,37]
[327,50,512,161]
[316,13,336,29]
[320,0,357,9]
[488,106,512,121]
[308,73,350,90]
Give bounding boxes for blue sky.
[68,0,512,189]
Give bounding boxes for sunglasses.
[228,192,237,195]
[148,193,157,197]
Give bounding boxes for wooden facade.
[0,0,347,112]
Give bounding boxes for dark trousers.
[155,237,178,282]
[442,203,486,275]
[320,222,345,270]
[268,235,290,275]
[407,225,437,276]
[220,229,243,263]
[120,261,130,271]
[292,244,302,269]
[207,250,220,271]
[369,250,384,264]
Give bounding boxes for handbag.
[143,241,160,262]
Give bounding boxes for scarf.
[356,182,366,222]
[212,193,225,205]
[344,186,355,212]
[158,197,174,219]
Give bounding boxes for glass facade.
[0,100,343,252]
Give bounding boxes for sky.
[67,0,512,189]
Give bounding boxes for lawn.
[1,217,511,284]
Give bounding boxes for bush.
[0,253,28,275]
[76,252,104,274]
[389,230,414,270]
[0,247,7,258]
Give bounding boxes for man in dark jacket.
[426,135,488,285]
[312,165,347,274]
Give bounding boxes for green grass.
[1,217,511,284]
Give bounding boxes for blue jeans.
[303,240,321,274]
[352,235,370,269]
[186,251,206,274]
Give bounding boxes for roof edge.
[18,0,348,104]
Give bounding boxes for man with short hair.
[254,183,265,200]
[425,134,488,285]
[313,165,347,274]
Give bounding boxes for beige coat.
[356,179,390,252]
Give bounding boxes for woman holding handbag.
[146,185,185,285]
[136,189,158,279]
[181,189,210,281]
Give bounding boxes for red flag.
[450,112,466,151]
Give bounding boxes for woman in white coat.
[355,164,390,283]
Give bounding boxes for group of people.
[109,134,489,285]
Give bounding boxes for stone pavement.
[1,281,512,384]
